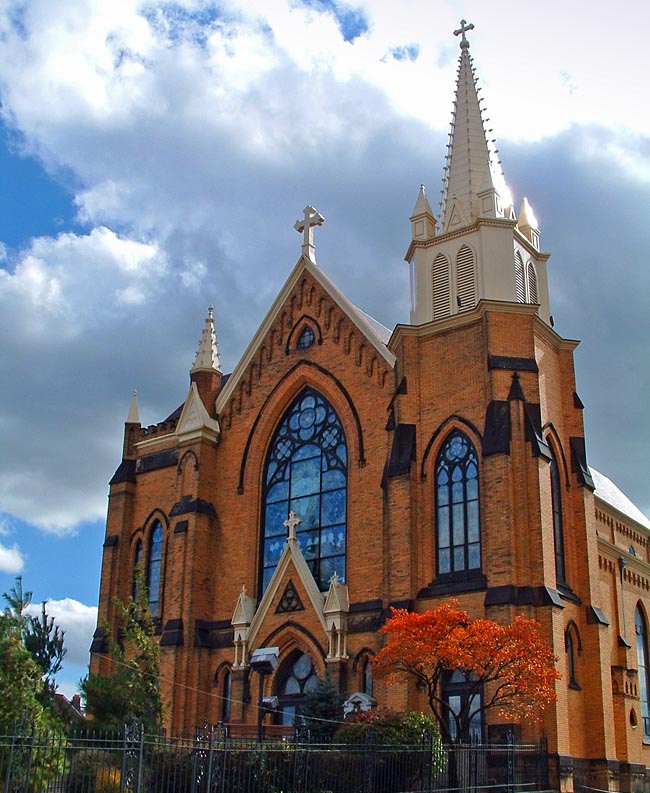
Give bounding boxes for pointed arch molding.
[177,449,199,475]
[285,314,323,354]
[542,423,571,489]
[420,415,483,481]
[236,361,365,494]
[257,621,327,665]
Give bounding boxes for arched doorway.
[274,650,319,725]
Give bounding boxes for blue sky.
[1,0,649,699]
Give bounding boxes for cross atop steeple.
[454,19,474,48]
[294,205,324,263]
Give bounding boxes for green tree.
[25,601,67,701]
[81,584,163,732]
[299,674,343,740]
[0,609,47,726]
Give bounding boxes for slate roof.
[592,468,650,532]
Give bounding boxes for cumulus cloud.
[25,598,97,669]
[0,542,24,574]
[0,0,648,545]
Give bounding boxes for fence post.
[506,731,515,793]
[3,720,18,793]
[206,726,215,791]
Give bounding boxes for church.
[91,22,650,792]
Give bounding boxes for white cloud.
[25,598,97,669]
[0,542,25,574]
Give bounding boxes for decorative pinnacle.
[191,304,221,374]
[454,19,474,49]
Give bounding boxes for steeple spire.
[191,304,221,374]
[440,21,513,232]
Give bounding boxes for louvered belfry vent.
[432,253,451,319]
[456,245,476,312]
[527,261,538,304]
[515,251,526,303]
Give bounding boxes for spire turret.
[191,304,221,374]
[405,21,552,327]
[440,22,513,232]
[126,390,140,424]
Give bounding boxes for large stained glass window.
[636,606,650,740]
[147,521,163,617]
[262,388,347,593]
[435,431,480,576]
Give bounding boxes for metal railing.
[0,721,548,793]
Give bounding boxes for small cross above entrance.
[294,205,324,263]
[454,19,474,48]
[284,510,302,541]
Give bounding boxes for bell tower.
[406,21,551,326]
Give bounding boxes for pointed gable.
[215,256,395,421]
[175,382,220,442]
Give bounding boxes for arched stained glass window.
[549,449,566,586]
[147,521,163,617]
[262,388,347,593]
[132,539,143,601]
[274,651,319,726]
[222,670,232,722]
[435,431,480,576]
[636,606,650,740]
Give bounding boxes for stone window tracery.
[435,430,481,576]
[261,388,347,593]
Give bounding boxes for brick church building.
[91,23,650,791]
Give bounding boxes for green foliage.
[25,600,67,701]
[299,674,344,740]
[335,708,440,746]
[81,580,163,732]
[65,749,121,793]
[0,609,46,727]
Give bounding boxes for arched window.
[274,651,319,726]
[549,449,566,586]
[296,326,315,350]
[635,606,650,740]
[222,670,232,722]
[514,251,525,302]
[262,388,347,593]
[527,261,538,304]
[432,253,451,319]
[147,521,163,617]
[565,622,581,689]
[132,539,143,602]
[442,670,483,741]
[456,245,476,312]
[363,657,373,697]
[435,431,480,576]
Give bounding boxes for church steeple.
[406,21,552,327]
[440,20,513,232]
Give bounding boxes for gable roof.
[592,468,650,532]
[215,256,395,413]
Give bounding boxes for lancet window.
[147,521,163,617]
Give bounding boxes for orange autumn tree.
[373,601,559,744]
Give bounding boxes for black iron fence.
[0,721,548,793]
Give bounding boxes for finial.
[126,390,140,424]
[294,205,324,264]
[454,19,474,49]
[191,304,221,374]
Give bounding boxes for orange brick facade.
[91,33,650,791]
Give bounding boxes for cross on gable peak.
[284,510,302,541]
[294,205,325,263]
[454,19,474,49]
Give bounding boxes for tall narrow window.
[222,670,232,722]
[565,623,581,689]
[363,658,373,697]
[456,245,476,312]
[432,253,451,319]
[527,261,538,304]
[132,539,143,602]
[549,450,566,586]
[435,431,480,576]
[442,670,483,741]
[262,388,347,593]
[147,521,163,617]
[514,251,525,302]
[636,606,650,741]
